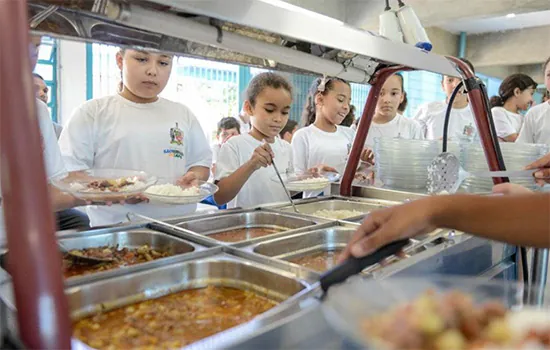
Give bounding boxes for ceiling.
[439,10,550,34]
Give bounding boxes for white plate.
[144,181,218,205]
[51,169,156,202]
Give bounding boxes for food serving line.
[0,0,547,348]
[0,191,518,348]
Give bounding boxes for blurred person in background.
[33,72,63,139]
[279,119,298,143]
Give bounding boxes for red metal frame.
[340,60,504,196]
[0,0,71,348]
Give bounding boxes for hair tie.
[317,75,329,93]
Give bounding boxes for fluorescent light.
[258,0,345,25]
[506,13,516,18]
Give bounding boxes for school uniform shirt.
[516,102,550,145]
[414,101,477,141]
[292,125,355,197]
[237,115,251,134]
[0,99,67,246]
[365,114,424,148]
[58,94,212,227]
[215,134,293,209]
[491,107,523,139]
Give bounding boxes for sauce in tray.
[289,249,343,272]
[73,286,278,349]
[208,227,284,242]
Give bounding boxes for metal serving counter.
[0,189,524,349]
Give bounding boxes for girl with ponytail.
[490,73,537,142]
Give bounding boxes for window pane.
[34,64,53,81]
[38,44,53,61]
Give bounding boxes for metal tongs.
[272,160,299,213]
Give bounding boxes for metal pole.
[0,0,71,348]
[530,248,549,305]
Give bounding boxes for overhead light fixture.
[506,13,516,18]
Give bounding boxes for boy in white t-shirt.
[517,57,550,146]
[489,73,536,142]
[59,48,211,227]
[414,59,477,141]
[211,116,241,176]
[214,73,294,209]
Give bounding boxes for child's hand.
[178,172,199,187]
[361,148,375,165]
[248,143,274,170]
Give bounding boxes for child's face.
[316,80,351,125]
[218,127,239,141]
[246,87,292,139]
[117,49,172,100]
[516,87,535,111]
[441,76,463,97]
[375,74,404,119]
[545,62,550,93]
[33,76,49,104]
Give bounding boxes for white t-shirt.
[292,125,355,197]
[58,94,212,227]
[215,134,293,209]
[365,114,424,147]
[211,143,221,164]
[0,99,67,246]
[516,102,550,145]
[491,107,523,139]
[237,115,251,134]
[414,101,477,141]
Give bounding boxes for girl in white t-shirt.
[214,73,294,209]
[59,48,212,227]
[489,74,537,142]
[292,77,360,197]
[365,73,424,148]
[517,57,550,146]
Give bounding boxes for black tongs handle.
[320,239,409,293]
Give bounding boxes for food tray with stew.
[0,229,204,286]
[246,224,432,274]
[161,210,327,246]
[269,196,399,221]
[0,251,309,349]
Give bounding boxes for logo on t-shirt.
[463,123,474,137]
[164,149,184,159]
[170,122,184,146]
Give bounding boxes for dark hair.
[489,73,537,108]
[340,105,356,127]
[217,117,241,135]
[301,77,351,126]
[279,120,298,138]
[246,72,293,107]
[398,91,408,113]
[32,73,45,81]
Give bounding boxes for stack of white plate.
[374,138,460,190]
[460,142,549,193]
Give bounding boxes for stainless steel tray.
[156,210,327,247]
[0,228,205,287]
[269,196,399,221]
[0,247,312,349]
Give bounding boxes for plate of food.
[144,179,218,205]
[271,171,341,191]
[52,169,157,202]
[323,276,550,349]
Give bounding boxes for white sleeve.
[291,130,309,174]
[516,112,535,144]
[214,141,240,180]
[36,100,67,179]
[491,108,515,138]
[184,112,212,171]
[58,102,96,171]
[410,120,425,140]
